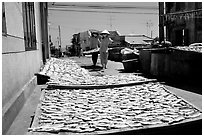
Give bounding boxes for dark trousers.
[92,52,98,66]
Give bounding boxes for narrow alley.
[2,2,202,135]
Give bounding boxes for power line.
[48,8,159,15]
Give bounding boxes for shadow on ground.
[161,80,202,95]
[139,73,202,95]
[117,69,142,74]
[81,65,103,72]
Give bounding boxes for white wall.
[2,2,43,107]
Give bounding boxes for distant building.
[2,2,49,134]
[77,30,126,50]
[79,30,91,51]
[108,30,124,47]
[71,33,80,55]
[79,29,101,51]
[124,35,153,47]
[164,2,202,46]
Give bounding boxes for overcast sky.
[48,2,159,49]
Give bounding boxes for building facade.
[78,30,125,50]
[2,2,49,134]
[79,30,91,51]
[108,31,123,47]
[71,33,81,55]
[164,2,202,46]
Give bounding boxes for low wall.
[139,48,202,86]
[139,49,152,75]
[2,76,37,134]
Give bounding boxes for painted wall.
[2,2,43,108]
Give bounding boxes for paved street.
[67,55,128,76]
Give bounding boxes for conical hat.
[101,30,110,34]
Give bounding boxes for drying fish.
[140,120,163,125]
[39,58,152,86]
[28,127,60,133]
[29,83,201,134]
[174,46,202,53]
[186,111,201,118]
[161,117,174,123]
[127,122,143,128]
[169,116,185,124]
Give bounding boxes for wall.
[2,2,44,134]
[165,2,202,46]
[40,3,50,63]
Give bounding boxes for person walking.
[78,45,83,58]
[100,30,113,69]
[89,31,100,66]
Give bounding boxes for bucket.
[122,59,139,72]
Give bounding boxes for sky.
[48,2,159,49]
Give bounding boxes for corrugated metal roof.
[125,35,153,44]
[109,30,120,36]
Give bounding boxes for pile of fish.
[174,46,202,53]
[39,58,149,86]
[48,74,149,86]
[29,83,201,133]
[39,58,91,83]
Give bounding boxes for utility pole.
[109,14,115,30]
[58,25,61,48]
[146,20,153,37]
[146,22,149,37]
[110,15,112,30]
[159,2,164,43]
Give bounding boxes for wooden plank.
[47,79,158,89]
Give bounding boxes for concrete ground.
[67,55,128,76]
[6,55,202,135]
[6,85,46,135]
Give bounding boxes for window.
[2,2,7,35]
[22,2,36,50]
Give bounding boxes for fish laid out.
[39,58,152,86]
[174,46,202,53]
[29,83,201,134]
